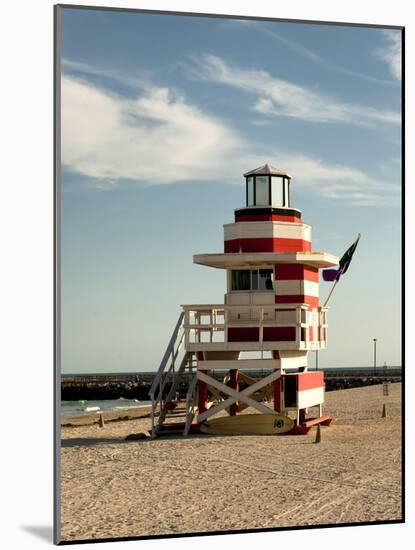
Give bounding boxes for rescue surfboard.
[200,413,294,435]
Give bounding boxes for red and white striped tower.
[182,164,339,433]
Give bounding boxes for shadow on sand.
[61,437,132,448]
[61,431,316,448]
[60,432,214,447]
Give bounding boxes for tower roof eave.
[243,163,291,178]
[193,252,339,270]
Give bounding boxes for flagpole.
[318,277,341,373]
[323,233,361,308]
[323,278,340,307]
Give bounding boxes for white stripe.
[274,351,308,370]
[307,309,319,341]
[297,387,325,408]
[277,280,319,297]
[304,279,319,297]
[224,222,312,242]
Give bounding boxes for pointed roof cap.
[243,163,291,178]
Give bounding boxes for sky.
[59,7,402,373]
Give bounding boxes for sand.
[60,383,402,542]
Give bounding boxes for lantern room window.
[255,176,269,205]
[247,176,254,205]
[271,176,284,206]
[245,174,290,207]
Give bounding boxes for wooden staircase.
[149,313,198,438]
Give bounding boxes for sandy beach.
[60,383,402,542]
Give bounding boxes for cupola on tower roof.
[243,163,291,178]
[243,163,291,209]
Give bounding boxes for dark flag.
[323,234,361,282]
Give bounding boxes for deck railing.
[182,304,328,350]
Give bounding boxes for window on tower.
[231,270,250,291]
[231,269,274,291]
[258,269,274,290]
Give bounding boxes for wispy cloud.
[375,30,402,81]
[61,58,152,91]
[188,54,400,126]
[226,20,397,86]
[61,66,397,206]
[61,73,245,184]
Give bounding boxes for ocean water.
[61,398,152,418]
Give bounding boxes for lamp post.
[373,338,378,376]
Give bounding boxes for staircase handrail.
[149,311,185,397]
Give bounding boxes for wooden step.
[301,415,332,429]
[165,409,187,415]
[284,415,332,435]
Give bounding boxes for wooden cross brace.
[207,372,243,407]
[197,369,281,423]
[237,371,273,412]
[206,384,224,405]
[208,371,272,414]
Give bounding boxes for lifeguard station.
[150,164,339,437]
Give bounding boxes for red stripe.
[224,238,311,253]
[275,295,319,309]
[227,327,259,342]
[235,214,300,223]
[297,372,324,391]
[227,327,296,342]
[304,267,319,282]
[275,264,319,282]
[263,327,296,341]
